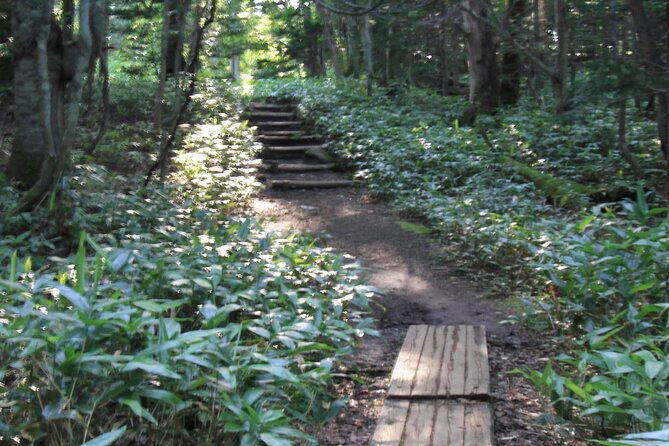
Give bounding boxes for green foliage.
[1,78,376,445]
[253,78,669,443]
[1,218,374,444]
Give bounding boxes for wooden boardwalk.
[372,325,494,446]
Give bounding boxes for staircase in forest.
[245,102,354,189]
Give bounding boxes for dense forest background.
[1,0,668,445]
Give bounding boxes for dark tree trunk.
[552,0,569,113]
[7,1,61,187]
[6,0,93,212]
[500,0,527,105]
[461,0,499,113]
[630,0,669,181]
[345,15,360,77]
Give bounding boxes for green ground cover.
[254,78,669,444]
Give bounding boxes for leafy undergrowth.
[0,81,376,445]
[253,78,669,444]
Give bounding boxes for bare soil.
[250,182,585,446]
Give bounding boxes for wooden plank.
[387,325,429,397]
[276,163,335,172]
[252,121,302,127]
[260,131,304,137]
[266,144,328,153]
[247,111,296,119]
[268,179,354,189]
[438,325,467,397]
[412,325,447,396]
[250,102,296,111]
[372,401,494,446]
[403,400,436,445]
[464,403,494,446]
[433,402,466,446]
[465,325,490,396]
[260,135,317,143]
[388,325,489,398]
[371,400,410,446]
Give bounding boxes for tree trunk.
[461,0,499,113]
[345,15,360,76]
[500,0,526,105]
[440,0,453,95]
[552,0,569,113]
[154,0,172,128]
[302,1,323,77]
[319,7,343,80]
[617,98,642,180]
[6,1,55,187]
[629,0,669,182]
[7,0,93,212]
[528,0,544,102]
[362,7,374,96]
[85,0,110,154]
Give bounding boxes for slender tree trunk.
[630,0,669,183]
[461,0,499,113]
[617,98,642,179]
[529,0,544,102]
[440,0,452,95]
[86,0,110,154]
[362,7,374,96]
[384,21,392,86]
[500,0,526,105]
[154,0,172,128]
[318,7,343,79]
[552,0,569,113]
[345,15,360,76]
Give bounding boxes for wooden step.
[246,111,296,120]
[265,144,329,154]
[388,325,489,399]
[372,400,493,446]
[262,162,336,172]
[261,130,305,137]
[268,179,354,189]
[250,102,297,111]
[252,121,302,128]
[260,135,319,144]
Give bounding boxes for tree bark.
[629,0,669,183]
[154,0,172,128]
[500,0,526,105]
[362,6,374,96]
[552,0,569,113]
[7,0,93,212]
[345,14,360,76]
[461,0,499,113]
[319,7,343,79]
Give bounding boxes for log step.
[387,325,490,398]
[263,162,336,172]
[246,111,296,119]
[371,400,493,446]
[261,130,305,137]
[250,102,297,111]
[268,179,354,189]
[251,121,302,128]
[260,135,319,144]
[265,144,329,154]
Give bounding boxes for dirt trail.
[250,184,578,445]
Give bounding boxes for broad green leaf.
[133,298,189,312]
[56,285,90,311]
[81,427,127,446]
[123,359,181,379]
